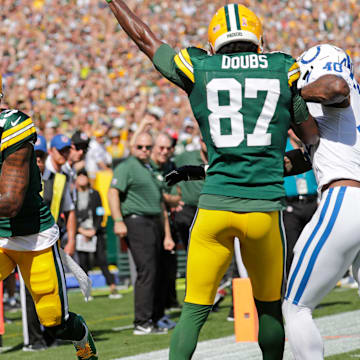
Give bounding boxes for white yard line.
[114,310,360,359]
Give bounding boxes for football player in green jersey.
[0,81,98,359]
[104,1,318,359]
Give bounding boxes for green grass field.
[1,282,360,359]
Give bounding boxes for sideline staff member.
[108,132,174,335]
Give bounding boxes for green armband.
[293,92,309,124]
[114,217,123,222]
[105,0,112,3]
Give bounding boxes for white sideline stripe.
[113,309,360,359]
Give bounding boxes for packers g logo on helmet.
[208,4,263,54]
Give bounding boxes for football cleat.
[208,4,263,54]
[73,315,98,360]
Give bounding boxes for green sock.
[255,299,285,360]
[169,302,212,360]
[45,312,86,342]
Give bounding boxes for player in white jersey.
[282,44,360,359]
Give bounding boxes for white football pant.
[283,186,360,360]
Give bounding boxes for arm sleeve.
[153,44,195,94]
[292,91,310,125]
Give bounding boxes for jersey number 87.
[207,78,280,148]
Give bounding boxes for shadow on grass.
[1,342,24,354]
[316,301,351,309]
[0,329,118,355]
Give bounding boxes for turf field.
[1,281,360,359]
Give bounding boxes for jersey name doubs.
[221,54,268,69]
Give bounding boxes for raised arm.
[301,74,350,107]
[106,0,163,60]
[0,143,31,217]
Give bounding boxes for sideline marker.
[233,277,258,342]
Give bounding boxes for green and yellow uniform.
[154,44,300,299]
[0,109,54,238]
[153,45,304,360]
[0,109,87,344]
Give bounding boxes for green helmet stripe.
[224,5,231,32]
[234,4,241,30]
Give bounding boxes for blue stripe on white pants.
[293,187,346,304]
[286,188,333,299]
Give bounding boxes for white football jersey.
[297,44,360,192]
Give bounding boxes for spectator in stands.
[108,132,175,335]
[69,130,90,175]
[75,168,121,300]
[35,135,48,175]
[177,117,201,153]
[2,0,360,140]
[129,112,161,147]
[85,128,112,183]
[106,127,129,167]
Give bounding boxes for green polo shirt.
[111,156,162,217]
[174,150,204,207]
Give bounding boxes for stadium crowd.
[1,0,360,141]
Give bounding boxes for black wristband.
[284,149,312,176]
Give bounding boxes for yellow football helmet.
[208,4,263,54]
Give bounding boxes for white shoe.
[337,276,358,288]
[109,292,122,300]
[133,323,168,335]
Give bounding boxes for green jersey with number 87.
[154,44,301,201]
